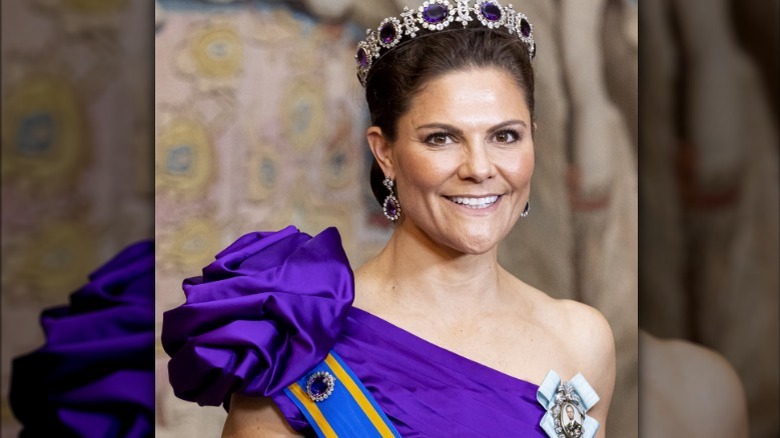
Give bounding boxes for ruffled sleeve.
[161,226,354,407]
[10,240,154,438]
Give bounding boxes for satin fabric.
[274,308,546,437]
[163,227,546,436]
[162,226,354,406]
[10,240,154,438]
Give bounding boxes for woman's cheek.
[400,151,452,188]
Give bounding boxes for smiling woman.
[368,68,534,255]
[162,1,615,437]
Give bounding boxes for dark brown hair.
[365,27,536,207]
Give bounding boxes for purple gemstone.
[357,48,368,68]
[310,377,329,396]
[379,23,396,44]
[384,197,398,217]
[520,18,531,37]
[480,2,502,21]
[423,3,448,24]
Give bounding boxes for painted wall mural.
[1,0,153,435]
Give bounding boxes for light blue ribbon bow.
[536,370,600,438]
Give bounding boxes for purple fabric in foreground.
[163,227,546,436]
[272,309,547,437]
[10,240,154,438]
[162,226,354,406]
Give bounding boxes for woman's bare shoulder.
[222,393,302,438]
[517,281,615,359]
[507,277,615,381]
[509,281,615,435]
[558,299,614,352]
[552,298,615,386]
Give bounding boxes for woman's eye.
[494,129,519,143]
[424,132,453,146]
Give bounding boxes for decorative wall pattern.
[1,0,153,435]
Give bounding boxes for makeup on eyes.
[492,128,521,143]
[417,121,527,147]
[423,131,456,146]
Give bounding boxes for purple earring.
[521,201,530,218]
[382,177,401,222]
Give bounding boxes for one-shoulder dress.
[162,227,593,437]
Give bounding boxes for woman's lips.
[444,195,501,209]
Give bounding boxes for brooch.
[305,370,336,402]
[536,370,600,438]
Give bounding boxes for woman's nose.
[458,142,496,182]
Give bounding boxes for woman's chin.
[444,233,503,256]
[406,220,508,256]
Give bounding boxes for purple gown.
[162,227,547,436]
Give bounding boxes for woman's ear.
[366,126,395,178]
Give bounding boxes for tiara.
[356,0,535,87]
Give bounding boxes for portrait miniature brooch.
[536,370,600,438]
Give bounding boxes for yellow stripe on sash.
[286,380,338,438]
[323,354,397,438]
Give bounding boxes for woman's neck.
[356,222,507,318]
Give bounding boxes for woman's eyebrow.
[415,123,463,137]
[416,120,527,134]
[488,120,527,131]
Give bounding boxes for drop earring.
[382,177,401,222]
[521,201,530,218]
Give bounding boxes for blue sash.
[284,350,401,438]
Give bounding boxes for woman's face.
[377,67,534,255]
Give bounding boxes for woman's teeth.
[448,195,499,209]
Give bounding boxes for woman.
[163,1,615,436]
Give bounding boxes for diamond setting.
[383,195,401,219]
[418,0,456,31]
[474,1,504,28]
[305,371,336,402]
[356,0,535,86]
[521,200,530,217]
[382,178,402,221]
[378,17,403,48]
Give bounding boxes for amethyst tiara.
[356,0,535,87]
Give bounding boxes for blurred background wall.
[154,0,638,436]
[639,0,779,436]
[1,0,153,436]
